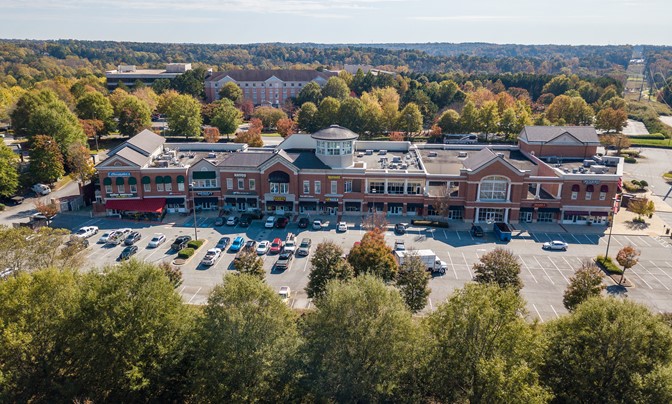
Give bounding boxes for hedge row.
[596,255,623,274]
[187,239,204,250]
[630,133,667,140]
[624,157,637,164]
[178,248,195,259]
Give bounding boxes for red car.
[275,217,289,228]
[269,238,283,254]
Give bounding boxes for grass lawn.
[629,138,672,148]
[262,132,282,137]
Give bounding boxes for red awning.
[105,198,166,213]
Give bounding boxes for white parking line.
[636,264,670,290]
[629,269,654,289]
[546,256,569,284]
[570,234,583,244]
[302,258,310,272]
[622,235,636,246]
[443,230,448,238]
[518,255,538,283]
[178,285,186,294]
[611,236,623,246]
[585,234,598,244]
[455,231,461,240]
[187,288,202,304]
[550,305,560,319]
[532,304,544,322]
[637,237,651,247]
[461,252,472,278]
[446,251,458,279]
[561,256,577,272]
[649,261,672,281]
[533,256,555,285]
[530,232,539,242]
[428,298,433,310]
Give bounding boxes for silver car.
[543,240,568,251]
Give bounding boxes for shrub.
[595,255,623,274]
[178,247,195,259]
[631,133,667,140]
[623,181,640,192]
[621,149,640,157]
[0,203,5,211]
[187,239,204,250]
[624,157,637,164]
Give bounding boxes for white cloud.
[412,15,522,22]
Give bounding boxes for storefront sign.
[197,191,213,196]
[532,203,547,208]
[231,191,256,195]
[273,196,287,201]
[583,180,601,185]
[327,176,341,180]
[299,195,314,199]
[107,193,135,198]
[108,172,132,177]
[234,173,247,178]
[325,197,339,202]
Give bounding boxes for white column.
[404,179,408,194]
[556,184,563,199]
[506,183,512,201]
[505,208,510,222]
[475,207,480,223]
[384,179,388,194]
[535,183,541,198]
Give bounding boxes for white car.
[74,226,99,239]
[256,240,270,255]
[201,248,222,266]
[98,232,112,244]
[543,240,569,251]
[312,220,323,230]
[265,216,276,228]
[279,286,291,303]
[337,222,347,232]
[31,183,51,196]
[226,216,238,226]
[148,233,166,248]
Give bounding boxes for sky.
[1,0,671,45]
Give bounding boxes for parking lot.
[51,212,672,321]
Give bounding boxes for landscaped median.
[173,239,207,266]
[595,255,633,287]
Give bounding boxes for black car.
[470,225,484,237]
[298,217,309,228]
[243,240,257,252]
[119,245,138,260]
[275,217,289,228]
[124,231,141,246]
[216,236,231,250]
[214,216,225,226]
[394,223,407,235]
[239,215,251,227]
[171,235,192,251]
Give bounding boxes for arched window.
[600,185,609,200]
[585,184,594,200]
[269,171,290,194]
[479,176,509,201]
[163,175,172,192]
[571,184,579,200]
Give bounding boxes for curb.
[172,238,208,266]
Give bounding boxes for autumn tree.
[541,297,672,403]
[133,86,159,113]
[203,126,220,143]
[629,197,655,222]
[117,95,151,137]
[75,91,115,133]
[252,106,287,129]
[66,142,94,183]
[546,94,594,125]
[34,197,60,219]
[191,274,299,402]
[218,82,243,104]
[306,241,354,299]
[562,259,605,311]
[29,134,64,184]
[248,117,263,135]
[233,249,265,279]
[478,100,500,141]
[276,117,295,137]
[389,132,404,141]
[601,133,631,155]
[595,107,628,133]
[347,230,398,282]
[79,118,104,140]
[424,284,550,403]
[0,143,19,198]
[396,252,431,313]
[616,245,640,285]
[210,99,242,140]
[0,227,85,273]
[472,247,523,294]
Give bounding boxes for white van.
[31,183,51,196]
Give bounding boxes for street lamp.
[604,194,621,258]
[191,181,199,240]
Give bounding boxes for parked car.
[297,238,312,256]
[171,235,192,251]
[119,245,138,261]
[298,217,309,228]
[31,183,51,196]
[148,233,166,248]
[216,236,231,250]
[543,240,568,251]
[279,286,291,303]
[394,240,406,251]
[243,240,257,252]
[105,230,124,245]
[124,231,141,246]
[283,233,297,254]
[65,236,89,248]
[74,226,99,239]
[226,216,239,226]
[275,251,293,270]
[256,240,270,255]
[312,220,323,230]
[230,236,245,252]
[98,231,113,244]
[214,216,225,226]
[265,216,277,228]
[394,223,407,235]
[337,222,348,232]
[470,225,484,237]
[269,238,283,254]
[201,248,222,266]
[239,215,251,227]
[275,217,289,228]
[4,196,24,206]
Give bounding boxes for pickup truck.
[394,249,447,275]
[493,222,512,241]
[283,232,297,254]
[275,251,293,270]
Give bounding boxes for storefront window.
[105,184,113,194]
[330,181,338,194]
[193,179,217,188]
[388,182,404,194]
[130,184,137,193]
[537,212,554,222]
[477,208,505,222]
[226,178,233,190]
[270,183,289,194]
[249,179,256,190]
[314,181,321,194]
[344,181,352,193]
[303,180,310,194]
[238,179,244,189]
[369,181,385,193]
[407,182,423,195]
[118,184,125,193]
[479,176,508,201]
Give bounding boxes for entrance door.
[521,211,532,223]
[237,201,246,211]
[328,207,337,215]
[389,206,403,215]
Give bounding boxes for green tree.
[295,81,322,106]
[563,259,605,312]
[29,134,64,184]
[210,99,242,139]
[337,97,366,133]
[218,81,243,104]
[28,102,87,154]
[459,100,480,133]
[499,107,518,138]
[425,284,550,403]
[65,260,193,402]
[170,66,207,98]
[472,247,523,294]
[296,101,320,133]
[0,227,84,273]
[546,94,595,125]
[233,249,265,279]
[252,106,287,129]
[300,275,419,402]
[396,252,430,313]
[347,230,398,282]
[479,100,500,141]
[163,93,202,138]
[322,76,350,100]
[75,91,114,132]
[595,107,628,133]
[117,95,151,137]
[0,268,81,402]
[541,74,572,96]
[316,96,341,129]
[0,143,19,198]
[542,297,672,403]
[151,78,171,94]
[306,241,354,299]
[191,274,300,402]
[66,142,94,183]
[396,102,423,138]
[10,89,60,135]
[437,109,461,133]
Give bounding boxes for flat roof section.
[419,149,537,175]
[354,149,424,173]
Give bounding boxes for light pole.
[191,182,199,240]
[604,194,621,258]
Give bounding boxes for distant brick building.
[204,69,336,105]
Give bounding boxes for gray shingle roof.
[217,151,274,168]
[284,151,331,170]
[126,129,166,154]
[207,69,336,83]
[311,125,359,141]
[519,126,599,144]
[462,148,498,171]
[115,147,151,167]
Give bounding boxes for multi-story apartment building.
[204,69,337,105]
[95,126,622,225]
[105,63,192,90]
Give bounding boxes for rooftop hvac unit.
[583,159,597,167]
[379,150,387,155]
[590,165,608,174]
[208,152,217,158]
[365,149,373,155]
[427,151,438,157]
[458,151,468,158]
[156,161,169,168]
